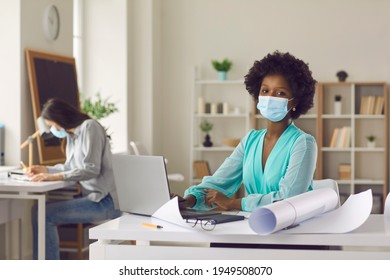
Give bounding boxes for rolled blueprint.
[249,188,339,235]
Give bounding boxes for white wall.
[0,0,21,167]
[156,0,390,194]
[82,0,128,153]
[0,0,73,259]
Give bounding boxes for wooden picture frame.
[25,49,80,164]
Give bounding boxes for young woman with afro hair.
[181,51,318,212]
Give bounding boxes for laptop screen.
[112,154,171,216]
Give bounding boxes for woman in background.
[28,98,121,259]
[181,51,317,212]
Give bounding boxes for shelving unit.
[190,69,252,185]
[316,82,388,213]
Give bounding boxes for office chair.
[312,179,341,207]
[129,141,184,182]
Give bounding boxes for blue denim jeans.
[31,194,121,260]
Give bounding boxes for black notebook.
[180,209,221,219]
[193,214,245,224]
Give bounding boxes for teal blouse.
[185,123,317,212]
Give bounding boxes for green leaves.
[80,93,118,120]
[211,58,232,72]
[200,120,213,133]
[366,135,375,142]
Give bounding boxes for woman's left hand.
[205,189,232,210]
[30,173,64,182]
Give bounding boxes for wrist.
[228,198,242,211]
[56,173,64,181]
[184,195,196,208]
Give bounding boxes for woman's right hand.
[26,165,48,176]
[171,193,196,209]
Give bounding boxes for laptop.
[111,153,220,219]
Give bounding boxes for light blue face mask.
[50,125,68,138]
[257,96,294,122]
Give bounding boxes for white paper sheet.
[249,188,372,235]
[384,192,390,233]
[384,192,390,219]
[152,196,190,228]
[285,189,372,234]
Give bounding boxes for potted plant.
[80,92,119,141]
[80,92,118,120]
[211,58,232,80]
[200,119,213,147]
[366,135,376,148]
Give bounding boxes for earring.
[292,107,296,111]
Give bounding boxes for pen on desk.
[20,161,28,172]
[142,223,163,229]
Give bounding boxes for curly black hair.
[244,51,317,119]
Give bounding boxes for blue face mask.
[50,125,68,138]
[257,96,294,122]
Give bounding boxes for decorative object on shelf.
[334,95,342,115]
[210,103,218,114]
[338,163,351,180]
[197,96,205,114]
[80,92,118,120]
[336,70,348,82]
[223,138,240,147]
[205,103,211,114]
[223,102,229,115]
[211,58,232,80]
[217,103,223,114]
[200,120,213,147]
[366,135,376,148]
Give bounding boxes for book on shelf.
[341,126,351,148]
[360,95,384,115]
[329,126,351,148]
[359,96,367,114]
[193,160,211,179]
[374,96,384,115]
[329,128,339,148]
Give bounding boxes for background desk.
[89,214,390,260]
[0,178,70,259]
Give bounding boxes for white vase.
[334,101,341,115]
[367,141,376,148]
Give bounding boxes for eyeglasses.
[185,218,216,231]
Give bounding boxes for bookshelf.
[316,82,388,213]
[190,68,252,185]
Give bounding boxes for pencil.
[142,223,163,229]
[20,161,28,172]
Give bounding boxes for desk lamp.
[20,117,50,167]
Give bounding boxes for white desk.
[0,178,70,259]
[89,214,390,260]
